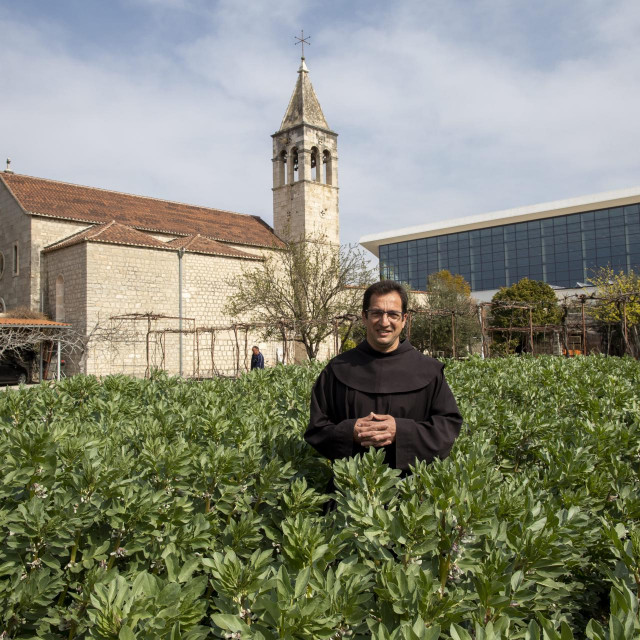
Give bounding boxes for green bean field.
[1,356,639,639]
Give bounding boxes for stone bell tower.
[272,56,339,246]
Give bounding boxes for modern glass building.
[360,188,640,294]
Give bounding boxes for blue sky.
[1,0,639,252]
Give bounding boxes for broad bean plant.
[0,356,639,639]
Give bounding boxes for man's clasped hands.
[353,412,397,447]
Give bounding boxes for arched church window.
[322,150,332,185]
[55,275,65,322]
[310,147,320,181]
[279,150,288,186]
[291,147,299,182]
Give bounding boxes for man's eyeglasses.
[366,309,404,321]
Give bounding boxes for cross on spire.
[294,29,310,59]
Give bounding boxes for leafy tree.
[409,271,480,357]
[588,266,640,356]
[491,278,561,353]
[227,238,374,360]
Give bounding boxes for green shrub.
[0,357,639,639]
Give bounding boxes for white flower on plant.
[31,483,48,498]
[448,562,462,580]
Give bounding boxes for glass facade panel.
[378,201,640,291]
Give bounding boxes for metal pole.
[57,340,61,381]
[145,317,151,378]
[478,304,486,359]
[451,311,456,359]
[39,342,43,382]
[581,298,587,356]
[178,249,185,376]
[622,299,629,355]
[528,308,534,354]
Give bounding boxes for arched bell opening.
[322,150,332,185]
[278,150,288,186]
[310,147,320,182]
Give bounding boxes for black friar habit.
[305,340,463,472]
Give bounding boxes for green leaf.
[525,621,541,640]
[294,566,311,599]
[211,614,251,633]
[450,623,473,640]
[119,625,137,640]
[559,622,574,640]
[585,620,606,640]
[178,558,200,583]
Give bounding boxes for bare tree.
[0,324,86,376]
[227,238,375,360]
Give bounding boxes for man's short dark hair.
[252,345,259,350]
[362,280,408,314]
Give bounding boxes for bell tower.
[272,56,339,246]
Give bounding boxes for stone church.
[0,57,340,377]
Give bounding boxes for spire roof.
[279,58,331,131]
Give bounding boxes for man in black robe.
[305,280,462,472]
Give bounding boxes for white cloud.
[1,0,639,250]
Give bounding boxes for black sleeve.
[304,367,356,461]
[394,368,463,471]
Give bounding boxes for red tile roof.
[43,222,264,260]
[44,221,169,252]
[1,173,284,249]
[166,234,262,260]
[0,318,71,327]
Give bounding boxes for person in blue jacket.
[251,346,265,370]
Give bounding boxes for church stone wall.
[34,217,90,313]
[44,244,88,376]
[304,181,339,242]
[0,180,32,311]
[77,243,289,378]
[83,243,178,377]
